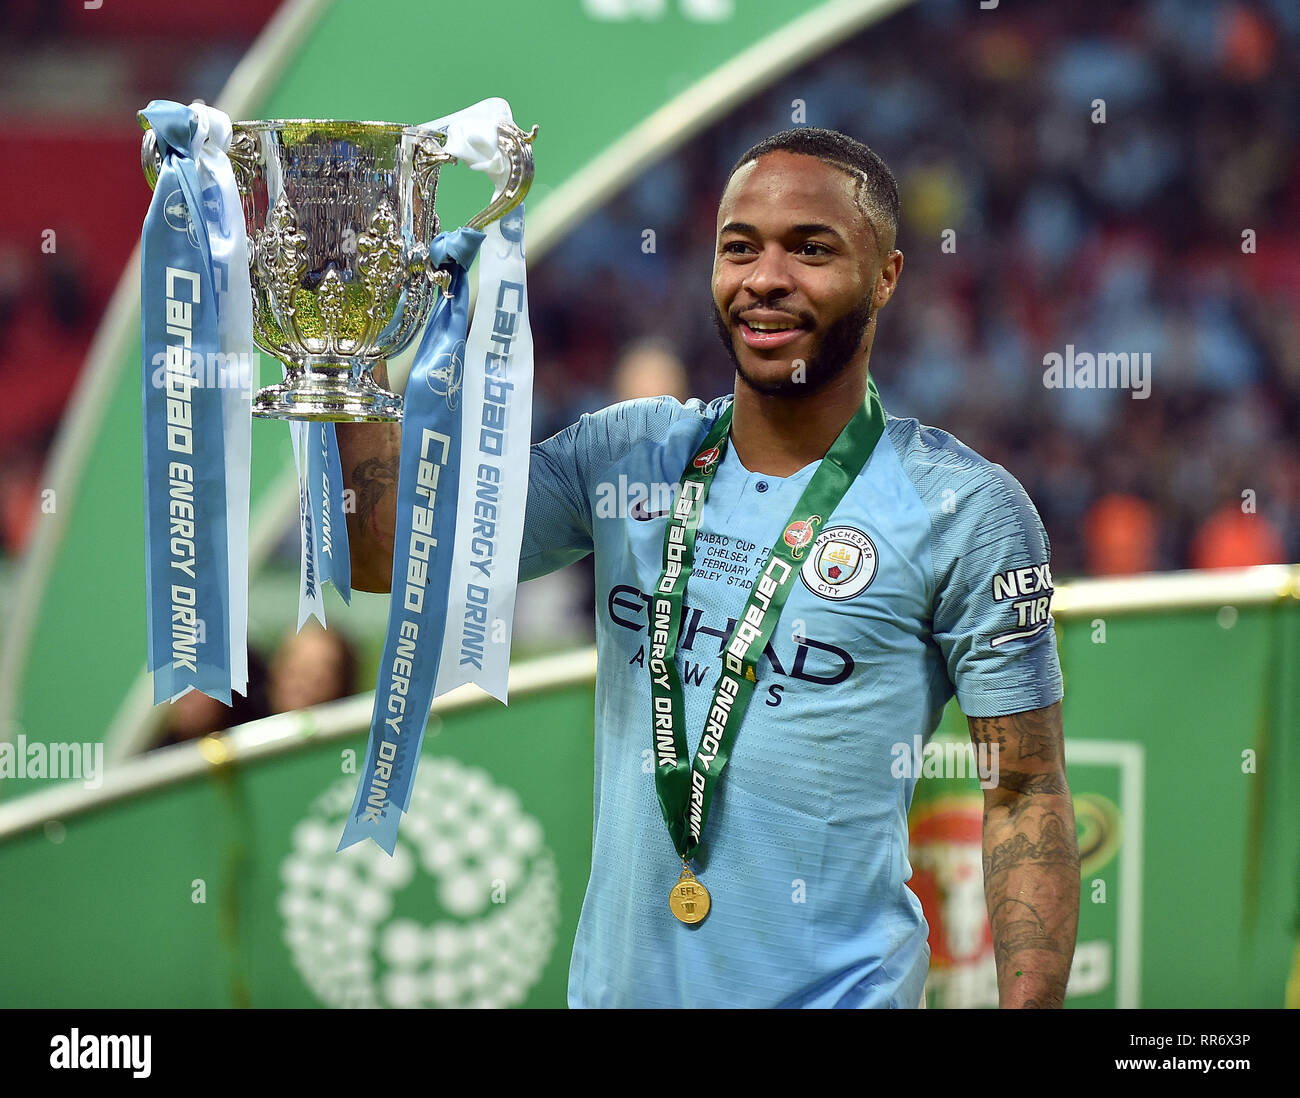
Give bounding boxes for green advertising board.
[1,662,597,1008]
[2,579,1296,1008]
[910,589,1299,1009]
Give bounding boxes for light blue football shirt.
[520,391,1063,1008]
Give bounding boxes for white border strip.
[1067,739,1145,1009]
[0,0,334,735]
[1052,564,1297,618]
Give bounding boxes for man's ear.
[873,249,903,311]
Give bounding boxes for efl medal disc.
[669,869,711,924]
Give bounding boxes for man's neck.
[728,366,870,478]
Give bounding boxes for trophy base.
[252,365,403,423]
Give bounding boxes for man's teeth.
[746,321,798,331]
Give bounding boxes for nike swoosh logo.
[630,501,671,521]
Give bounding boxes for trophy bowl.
[140,116,535,422]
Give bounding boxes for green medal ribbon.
[650,377,887,862]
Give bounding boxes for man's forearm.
[336,360,400,592]
[981,790,1080,1008]
[969,703,1080,1008]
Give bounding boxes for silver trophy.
[140,116,536,421]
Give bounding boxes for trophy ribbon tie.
[138,99,254,705]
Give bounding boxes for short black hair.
[728,128,899,253]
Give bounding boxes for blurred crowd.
[528,0,1300,577]
[0,0,260,557]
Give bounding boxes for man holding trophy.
[340,127,1080,1008]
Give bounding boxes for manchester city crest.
[799,526,878,600]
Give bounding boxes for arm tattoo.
[989,897,1064,969]
[969,710,1059,764]
[984,811,1076,881]
[990,769,1070,800]
[352,455,399,539]
[967,702,1079,1008]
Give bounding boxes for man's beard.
[711,295,874,397]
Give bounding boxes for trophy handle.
[139,121,162,191]
[413,141,455,200]
[227,128,258,196]
[413,121,537,232]
[466,121,538,231]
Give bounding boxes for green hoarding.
[912,595,1299,1009]
[2,673,596,1008]
[1,588,1296,1008]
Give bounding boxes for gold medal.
[668,863,711,924]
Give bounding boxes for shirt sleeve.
[519,397,685,582]
[519,418,594,582]
[929,456,1064,719]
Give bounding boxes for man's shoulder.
[880,412,1048,572]
[583,392,732,436]
[882,412,1034,514]
[560,393,732,472]
[536,393,734,493]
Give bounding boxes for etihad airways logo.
[608,584,854,698]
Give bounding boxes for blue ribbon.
[305,423,352,604]
[338,227,485,853]
[140,100,233,704]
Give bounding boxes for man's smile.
[735,309,812,351]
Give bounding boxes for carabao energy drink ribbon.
[338,98,535,854]
[289,421,352,629]
[337,227,483,854]
[139,100,253,705]
[430,100,534,704]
